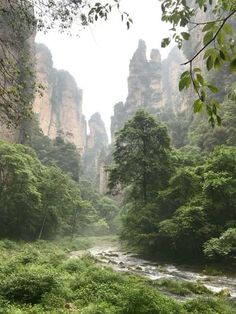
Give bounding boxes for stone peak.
[131,39,147,63]
[89,112,102,121]
[150,49,161,63]
[138,39,146,50]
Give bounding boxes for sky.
[36,0,173,138]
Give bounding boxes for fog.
[36,0,172,137]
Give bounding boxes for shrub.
[184,298,235,314]
[204,228,236,262]
[152,279,212,296]
[0,266,60,304]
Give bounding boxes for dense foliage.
[0,139,119,240]
[110,110,236,264]
[0,140,90,240]
[28,124,81,181]
[109,110,172,203]
[0,240,234,314]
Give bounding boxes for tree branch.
[182,8,236,66]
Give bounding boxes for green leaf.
[180,71,190,79]
[206,55,213,71]
[201,90,206,102]
[208,116,215,127]
[193,99,203,113]
[216,30,224,46]
[161,37,171,48]
[219,50,226,61]
[193,68,201,73]
[196,73,204,85]
[179,75,191,91]
[229,57,236,72]
[207,85,218,93]
[203,31,214,46]
[220,48,230,61]
[204,48,215,60]
[181,32,190,40]
[202,22,215,32]
[214,57,221,69]
[211,99,220,109]
[216,115,222,126]
[222,23,233,35]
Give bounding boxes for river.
[70,240,236,300]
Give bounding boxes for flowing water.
[70,242,236,300]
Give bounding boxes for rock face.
[87,112,108,150]
[33,43,87,153]
[111,40,195,140]
[0,0,35,142]
[111,39,163,139]
[83,112,108,185]
[34,45,109,186]
[126,39,163,112]
[162,47,190,113]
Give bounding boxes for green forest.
[109,109,236,263]
[0,0,236,313]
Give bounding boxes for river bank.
[0,237,235,313]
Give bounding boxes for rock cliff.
[87,112,108,150]
[33,43,87,153]
[111,39,163,138]
[162,47,192,113]
[111,38,211,141]
[83,112,108,184]
[0,0,35,142]
[110,39,194,147]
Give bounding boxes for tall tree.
[108,109,172,204]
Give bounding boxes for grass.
[152,278,213,297]
[0,238,235,313]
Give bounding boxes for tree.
[108,110,173,251]
[108,109,172,204]
[160,0,236,126]
[0,140,43,240]
[25,119,81,181]
[189,96,236,150]
[0,140,93,240]
[204,228,236,262]
[157,166,201,219]
[202,146,236,225]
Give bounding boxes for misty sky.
[36,0,174,138]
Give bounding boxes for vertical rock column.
[111,39,163,139]
[33,43,87,153]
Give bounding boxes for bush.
[88,219,110,236]
[0,241,235,313]
[0,266,60,304]
[184,298,235,314]
[152,279,212,296]
[204,228,236,262]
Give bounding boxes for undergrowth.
[0,239,235,313]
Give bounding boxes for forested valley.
[0,0,236,313]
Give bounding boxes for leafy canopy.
[108,109,172,203]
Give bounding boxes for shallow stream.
[71,242,236,300]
